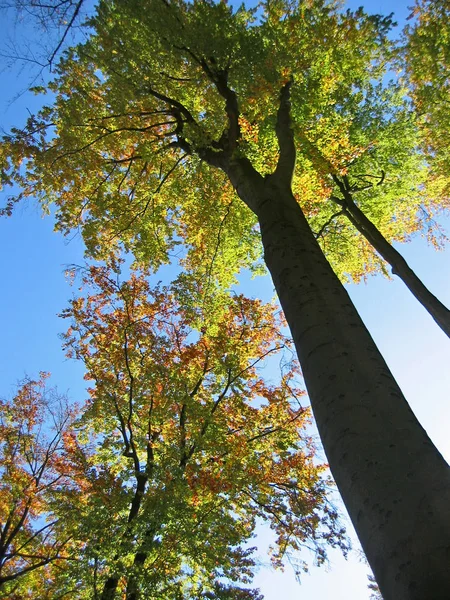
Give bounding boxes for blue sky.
[1,0,449,598]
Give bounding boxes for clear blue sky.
[1,0,449,598]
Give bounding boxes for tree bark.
[331,180,450,338]
[227,162,450,600]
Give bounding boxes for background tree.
[50,265,346,599]
[1,0,450,597]
[0,375,84,598]
[295,98,450,335]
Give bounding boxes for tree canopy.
[2,0,447,283]
[0,269,347,599]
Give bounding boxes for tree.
[403,0,450,199]
[0,273,347,598]
[328,173,450,336]
[298,121,450,336]
[49,265,344,599]
[0,375,82,598]
[1,1,450,597]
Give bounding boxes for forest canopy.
[2,0,448,283]
[1,0,450,598]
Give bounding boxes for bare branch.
[47,0,84,69]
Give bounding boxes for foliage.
[402,0,450,204]
[1,0,446,284]
[368,573,384,600]
[0,375,84,598]
[47,265,346,598]
[0,270,347,598]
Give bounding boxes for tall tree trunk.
[227,159,450,600]
[331,177,450,338]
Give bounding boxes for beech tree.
[1,0,450,598]
[300,126,450,335]
[2,268,345,598]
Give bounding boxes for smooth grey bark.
[260,180,450,600]
[330,176,450,338]
[224,157,450,600]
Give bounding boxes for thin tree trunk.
[331,177,450,338]
[101,474,148,600]
[226,157,450,600]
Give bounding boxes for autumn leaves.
[0,266,347,598]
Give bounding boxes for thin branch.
[246,407,305,444]
[47,0,84,69]
[204,197,234,292]
[105,152,186,243]
[313,209,346,239]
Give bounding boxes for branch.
[190,345,285,452]
[105,152,186,244]
[11,520,58,557]
[313,209,346,239]
[212,67,240,153]
[47,0,84,70]
[179,402,188,467]
[331,175,351,203]
[189,354,211,399]
[242,489,289,529]
[169,46,240,160]
[146,85,196,127]
[204,197,234,292]
[181,366,234,465]
[246,407,306,444]
[123,330,137,452]
[273,78,296,184]
[108,390,133,459]
[0,557,54,585]
[349,170,386,192]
